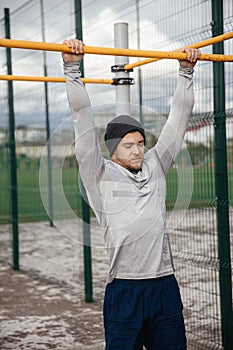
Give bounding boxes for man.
[62,39,200,350]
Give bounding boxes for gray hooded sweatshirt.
[64,62,194,284]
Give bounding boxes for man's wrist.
[63,61,80,67]
[179,66,194,78]
[63,61,81,76]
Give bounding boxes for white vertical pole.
[114,22,130,115]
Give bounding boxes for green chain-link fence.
[0,0,232,349]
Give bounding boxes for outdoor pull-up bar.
[124,31,233,70]
[0,75,113,84]
[0,38,233,62]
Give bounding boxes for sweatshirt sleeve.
[64,61,105,191]
[153,67,194,175]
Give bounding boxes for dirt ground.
[0,263,105,350]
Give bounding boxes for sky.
[1,1,23,12]
[0,0,232,140]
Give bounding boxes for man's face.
[111,131,145,171]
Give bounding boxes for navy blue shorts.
[103,274,186,350]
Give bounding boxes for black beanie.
[104,114,146,157]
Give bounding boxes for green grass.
[0,163,82,223]
[1,161,232,224]
[167,166,233,210]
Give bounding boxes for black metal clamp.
[111,64,134,73]
[112,77,135,85]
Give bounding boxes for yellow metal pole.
[124,31,233,70]
[0,38,71,52]
[0,38,233,62]
[87,47,233,62]
[0,75,114,84]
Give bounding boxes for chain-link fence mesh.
[0,1,232,349]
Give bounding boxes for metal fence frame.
[0,1,232,349]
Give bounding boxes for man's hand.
[179,48,201,68]
[62,39,84,63]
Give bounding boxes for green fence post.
[40,0,54,226]
[4,8,19,271]
[74,0,93,303]
[136,0,143,126]
[211,1,233,349]
[82,190,93,303]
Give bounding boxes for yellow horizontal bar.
[0,75,113,84]
[86,46,233,62]
[125,31,233,70]
[0,38,233,62]
[0,38,73,53]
